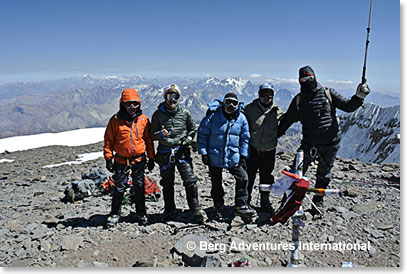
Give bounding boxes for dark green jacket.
[150,102,197,148]
[243,99,284,151]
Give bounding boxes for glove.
[106,159,114,173]
[181,136,193,146]
[202,155,209,165]
[147,159,155,171]
[356,82,370,99]
[239,156,247,171]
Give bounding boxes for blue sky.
[0,0,400,94]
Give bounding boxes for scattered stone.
[230,216,245,229]
[4,219,24,232]
[40,240,52,252]
[229,237,245,253]
[93,261,108,267]
[352,202,382,215]
[133,256,158,267]
[200,254,222,267]
[344,186,361,197]
[377,224,393,231]
[368,246,376,256]
[370,230,383,239]
[31,226,48,240]
[265,257,273,266]
[76,260,92,267]
[332,206,348,214]
[341,211,360,220]
[61,236,83,251]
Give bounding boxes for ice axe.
[361,0,373,84]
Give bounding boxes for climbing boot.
[235,205,257,218]
[214,204,228,221]
[107,214,120,227]
[260,192,274,214]
[185,184,207,223]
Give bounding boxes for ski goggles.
[166,91,180,101]
[223,98,239,107]
[299,75,315,83]
[123,101,140,108]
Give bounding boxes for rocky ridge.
[0,142,400,267]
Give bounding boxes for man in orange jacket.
[104,88,155,226]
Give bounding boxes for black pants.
[208,165,248,208]
[156,148,199,212]
[155,149,198,189]
[112,159,146,214]
[299,142,340,189]
[247,147,276,203]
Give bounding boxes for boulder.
[173,234,209,267]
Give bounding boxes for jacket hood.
[120,89,142,110]
[207,97,244,117]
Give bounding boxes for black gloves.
[147,159,155,171]
[239,156,247,171]
[106,159,114,173]
[202,155,209,165]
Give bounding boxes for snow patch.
[43,151,103,168]
[0,158,14,163]
[0,128,105,153]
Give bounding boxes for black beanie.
[299,66,316,80]
[224,92,238,100]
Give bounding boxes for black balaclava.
[299,65,318,92]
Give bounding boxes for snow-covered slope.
[338,103,400,163]
[0,127,105,153]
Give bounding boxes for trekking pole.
[361,0,373,84]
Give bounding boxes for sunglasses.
[259,90,274,98]
[124,101,140,108]
[224,98,239,107]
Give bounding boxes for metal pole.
[362,0,373,84]
[287,150,305,267]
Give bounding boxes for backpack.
[63,179,97,203]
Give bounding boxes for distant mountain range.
[338,103,400,163]
[0,75,400,163]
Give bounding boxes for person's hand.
[147,159,155,171]
[202,155,209,165]
[239,156,247,170]
[106,159,114,173]
[160,125,171,137]
[182,136,193,146]
[356,82,370,99]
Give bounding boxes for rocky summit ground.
[0,142,400,267]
